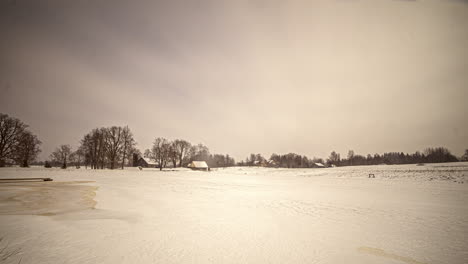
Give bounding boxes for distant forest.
[1,113,467,169]
[238,148,461,169]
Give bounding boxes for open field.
[0,163,467,264]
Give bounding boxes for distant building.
[187,161,209,171]
[313,162,325,168]
[267,159,278,167]
[137,157,158,168]
[253,160,268,167]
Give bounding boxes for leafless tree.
[168,142,178,168]
[80,133,93,168]
[0,113,27,166]
[50,145,72,169]
[463,149,468,161]
[347,150,355,166]
[13,130,41,167]
[105,126,123,169]
[249,153,256,166]
[120,126,136,169]
[71,145,85,167]
[132,149,142,166]
[97,128,107,169]
[173,139,191,167]
[144,149,151,158]
[80,128,107,169]
[327,151,341,166]
[150,137,171,171]
[81,130,98,169]
[69,151,77,166]
[188,143,210,162]
[211,154,235,167]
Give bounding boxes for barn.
[137,157,158,168]
[267,159,279,167]
[187,161,209,171]
[313,162,325,168]
[253,160,268,167]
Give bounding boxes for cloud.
[1,0,467,160]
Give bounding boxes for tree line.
[48,126,137,169]
[238,153,325,168]
[1,113,467,169]
[143,138,235,170]
[325,148,460,167]
[238,148,466,168]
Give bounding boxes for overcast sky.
[1,0,467,161]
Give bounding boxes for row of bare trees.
[144,138,235,170]
[144,138,195,171]
[48,126,137,169]
[79,126,136,169]
[0,113,41,167]
[49,144,73,169]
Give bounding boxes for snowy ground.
[0,163,467,264]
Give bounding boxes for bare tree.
[169,142,178,168]
[69,151,77,166]
[226,154,235,166]
[144,149,151,158]
[14,130,41,167]
[50,145,72,169]
[97,128,107,169]
[173,139,191,167]
[132,150,141,167]
[327,151,340,166]
[81,130,98,169]
[74,146,86,166]
[188,143,210,162]
[249,153,256,166]
[0,113,27,166]
[70,149,90,168]
[347,150,355,166]
[80,128,108,169]
[105,126,124,169]
[150,137,171,171]
[77,126,137,170]
[81,133,95,169]
[462,149,468,162]
[120,126,136,169]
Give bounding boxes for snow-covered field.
[0,163,467,264]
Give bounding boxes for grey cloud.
[1,0,467,160]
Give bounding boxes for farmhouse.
[267,159,279,167]
[313,162,325,168]
[187,161,209,171]
[253,160,268,167]
[137,157,158,168]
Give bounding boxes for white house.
[137,157,158,168]
[187,161,209,171]
[267,159,278,167]
[314,162,325,168]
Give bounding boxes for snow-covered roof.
[141,157,157,165]
[314,162,325,167]
[188,161,209,168]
